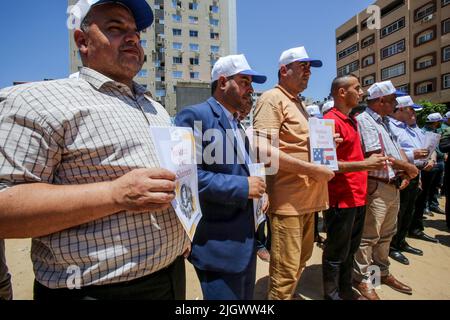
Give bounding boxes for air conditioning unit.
[422,14,433,22]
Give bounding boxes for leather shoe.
[352,281,380,300]
[340,289,368,300]
[381,275,412,295]
[429,206,445,215]
[408,231,439,244]
[389,250,409,265]
[400,242,423,256]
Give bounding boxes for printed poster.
[308,118,339,171]
[150,126,202,241]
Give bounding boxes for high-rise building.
[69,0,237,115]
[335,0,450,107]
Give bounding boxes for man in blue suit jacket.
[175,54,267,300]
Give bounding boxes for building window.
[361,19,368,31]
[190,72,200,79]
[443,46,450,62]
[189,30,199,37]
[172,71,183,79]
[361,35,375,48]
[397,84,410,94]
[415,26,436,46]
[381,39,405,60]
[362,74,376,87]
[380,17,405,38]
[337,43,359,61]
[415,53,436,71]
[415,79,436,95]
[173,56,183,64]
[190,57,199,65]
[210,45,220,53]
[173,28,182,36]
[336,26,357,44]
[210,18,219,26]
[443,0,450,7]
[172,14,182,23]
[443,74,450,89]
[189,2,198,10]
[210,32,220,40]
[140,40,148,48]
[443,19,450,34]
[189,16,198,24]
[362,54,375,68]
[337,60,359,77]
[189,43,199,52]
[381,62,405,80]
[138,69,148,78]
[173,42,182,50]
[210,5,219,13]
[381,0,404,18]
[414,2,436,21]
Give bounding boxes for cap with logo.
[278,46,323,68]
[306,104,322,118]
[426,113,445,123]
[395,96,423,111]
[68,0,154,31]
[211,54,267,84]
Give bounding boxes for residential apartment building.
[69,0,237,115]
[335,0,450,107]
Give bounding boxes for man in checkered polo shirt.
[0,0,189,300]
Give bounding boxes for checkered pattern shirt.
[356,107,403,180]
[0,68,188,289]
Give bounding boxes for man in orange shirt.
[253,46,335,300]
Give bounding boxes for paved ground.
[5,200,450,300]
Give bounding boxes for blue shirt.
[388,117,424,165]
[216,100,251,165]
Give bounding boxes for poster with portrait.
[150,126,202,241]
[424,132,441,160]
[248,163,267,232]
[308,118,339,171]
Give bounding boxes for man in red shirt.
[322,75,387,300]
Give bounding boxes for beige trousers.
[268,213,315,300]
[354,180,400,283]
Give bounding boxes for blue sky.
[0,0,373,100]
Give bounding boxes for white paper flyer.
[150,126,202,241]
[248,163,267,232]
[308,118,339,171]
[424,132,441,159]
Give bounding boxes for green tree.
[416,100,448,127]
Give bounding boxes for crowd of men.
[0,0,449,301]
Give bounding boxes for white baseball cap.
[67,0,153,31]
[211,54,267,84]
[445,111,450,119]
[306,104,322,118]
[367,81,397,100]
[278,46,323,68]
[322,101,334,114]
[395,96,423,111]
[426,113,445,123]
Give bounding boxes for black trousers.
[446,158,450,229]
[322,206,366,300]
[391,176,420,249]
[410,169,441,233]
[34,256,186,300]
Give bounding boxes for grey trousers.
[0,240,13,300]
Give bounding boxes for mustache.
[120,45,141,55]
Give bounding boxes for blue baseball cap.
[395,90,408,97]
[279,46,323,68]
[69,0,154,32]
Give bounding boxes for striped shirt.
[356,107,403,180]
[0,67,188,289]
